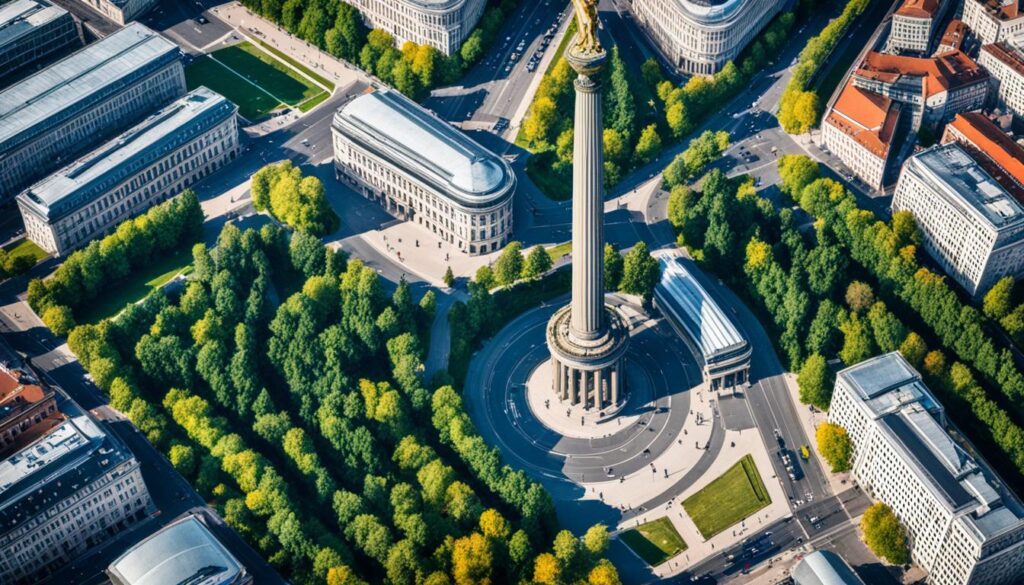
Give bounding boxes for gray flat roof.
[654,254,747,360]
[907,142,1024,230]
[881,410,974,508]
[333,89,514,207]
[18,87,235,221]
[792,550,866,585]
[0,22,179,153]
[107,514,245,585]
[0,0,68,51]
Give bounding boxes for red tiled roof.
[938,20,967,51]
[943,112,1024,189]
[856,50,988,98]
[981,41,1024,77]
[897,0,942,18]
[826,80,902,158]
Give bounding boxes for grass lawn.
[77,248,193,324]
[3,238,48,264]
[250,36,335,91]
[547,241,571,261]
[683,454,772,539]
[186,42,328,121]
[620,517,687,566]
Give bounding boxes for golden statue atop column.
[570,0,601,55]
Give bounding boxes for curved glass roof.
[107,514,244,585]
[333,89,514,207]
[677,0,748,23]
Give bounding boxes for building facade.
[0,372,151,584]
[108,511,252,585]
[78,0,158,25]
[829,353,1024,585]
[979,40,1024,119]
[0,22,184,205]
[347,0,486,56]
[0,360,56,458]
[963,0,1024,45]
[890,0,951,54]
[628,0,786,75]
[17,88,239,256]
[892,141,1024,297]
[332,89,514,256]
[654,252,750,389]
[0,0,79,89]
[822,80,904,190]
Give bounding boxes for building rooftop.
[937,19,967,52]
[0,0,68,52]
[18,87,236,222]
[907,142,1024,230]
[107,513,247,585]
[0,385,135,533]
[896,0,942,18]
[856,50,988,98]
[837,352,1024,536]
[654,254,747,362]
[826,80,902,158]
[972,0,1022,21]
[791,550,866,585]
[333,89,514,208]
[0,22,179,154]
[944,112,1024,192]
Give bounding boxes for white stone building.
[0,23,185,204]
[890,0,952,54]
[628,0,786,75]
[347,0,486,56]
[17,87,239,257]
[0,380,152,584]
[77,0,157,25]
[979,39,1024,119]
[964,0,1024,45]
[332,89,514,256]
[0,0,79,89]
[829,353,1024,585]
[822,80,905,190]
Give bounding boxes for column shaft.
[569,74,605,341]
[611,362,619,405]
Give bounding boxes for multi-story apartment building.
[0,22,184,205]
[979,39,1024,119]
[78,0,158,25]
[107,511,252,585]
[852,50,989,127]
[829,353,1024,585]
[963,0,1024,45]
[0,344,152,584]
[628,0,787,75]
[890,0,952,54]
[822,80,905,190]
[347,0,486,56]
[936,20,969,54]
[17,87,239,256]
[0,0,79,89]
[332,89,515,256]
[892,140,1024,297]
[0,348,57,458]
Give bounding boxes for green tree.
[475,265,496,289]
[634,124,662,164]
[42,305,75,337]
[845,281,875,313]
[443,266,455,288]
[493,241,524,286]
[839,312,875,366]
[620,242,660,301]
[816,422,853,472]
[866,302,907,353]
[523,246,553,279]
[984,276,1015,320]
[898,332,928,369]
[861,502,909,565]
[604,244,623,291]
[583,524,610,556]
[797,353,832,409]
[778,155,821,201]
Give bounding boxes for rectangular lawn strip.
[214,42,320,106]
[77,248,193,325]
[250,36,335,91]
[185,55,282,120]
[547,240,571,261]
[620,517,687,567]
[3,238,48,263]
[683,454,771,539]
[298,90,331,113]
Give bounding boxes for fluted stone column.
[569,74,605,343]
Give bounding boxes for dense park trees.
[252,161,338,235]
[815,422,852,472]
[27,191,203,328]
[61,218,617,584]
[778,0,871,133]
[861,503,909,565]
[236,0,516,99]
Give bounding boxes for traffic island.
[620,517,688,566]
